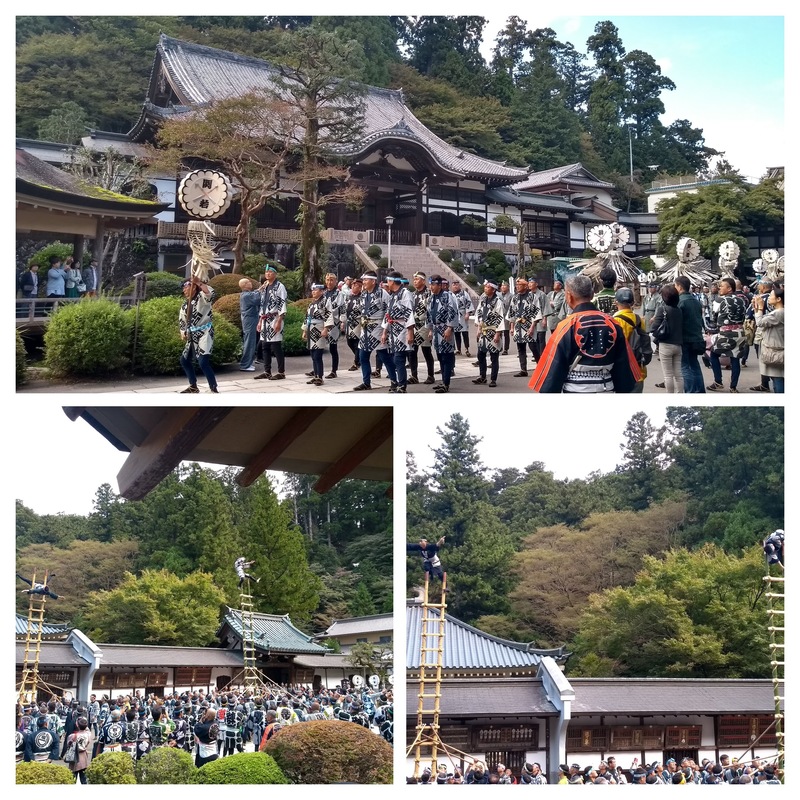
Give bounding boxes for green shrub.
[438,249,453,263]
[240,253,270,282]
[28,242,73,269]
[281,304,306,357]
[195,752,288,784]
[128,297,241,375]
[85,751,137,784]
[279,269,303,302]
[16,329,28,387]
[213,293,243,330]
[464,273,479,287]
[121,271,184,299]
[16,762,74,784]
[451,259,464,273]
[262,720,393,784]
[135,747,196,784]
[44,299,132,377]
[209,273,242,298]
[377,257,389,269]
[366,244,382,259]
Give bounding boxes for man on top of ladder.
[407,537,446,581]
[17,573,59,599]
[763,529,784,570]
[234,557,260,587]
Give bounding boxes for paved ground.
[19,351,769,395]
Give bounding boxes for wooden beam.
[236,407,328,487]
[116,408,233,500]
[313,411,392,494]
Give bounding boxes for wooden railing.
[16,296,139,329]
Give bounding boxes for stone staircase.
[377,244,480,304]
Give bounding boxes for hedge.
[121,271,184,299]
[85,751,137,784]
[262,720,393,784]
[16,329,28,387]
[195,752,288,784]
[16,762,74,784]
[44,298,133,377]
[135,747,196,784]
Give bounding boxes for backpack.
[615,311,652,367]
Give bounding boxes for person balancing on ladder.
[407,537,446,583]
[234,557,260,587]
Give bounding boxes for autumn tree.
[83,569,225,646]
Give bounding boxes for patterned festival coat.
[509,292,542,344]
[358,288,390,352]
[259,280,288,343]
[474,293,507,353]
[427,290,460,354]
[179,286,216,359]
[305,296,336,351]
[383,287,415,353]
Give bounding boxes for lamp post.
[627,124,634,212]
[385,215,394,272]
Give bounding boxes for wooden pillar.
[92,221,106,290]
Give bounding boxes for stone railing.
[353,242,378,274]
[157,221,301,243]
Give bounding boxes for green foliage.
[213,293,243,330]
[278,269,304,302]
[85,750,137,784]
[44,299,132,377]
[128,297,241,374]
[451,259,464,273]
[262,720,392,783]
[195,752,288,784]
[366,244,382,258]
[376,257,389,269]
[570,545,774,678]
[476,249,511,284]
[28,241,74,268]
[240,253,270,282]
[135,746,196,784]
[282,304,308,356]
[121,272,183,299]
[438,249,453,263]
[16,330,28,387]
[36,99,89,143]
[209,273,242,297]
[16,762,74,784]
[83,568,226,646]
[464,273,478,287]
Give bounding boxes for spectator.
[753,284,784,393]
[65,716,93,784]
[193,708,219,767]
[674,275,706,393]
[642,282,662,330]
[613,287,652,393]
[45,256,67,298]
[651,284,684,392]
[19,262,39,298]
[64,257,81,298]
[237,278,260,372]
[82,259,99,298]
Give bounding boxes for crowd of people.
[409,755,783,785]
[16,681,393,781]
[18,255,99,299]
[223,263,783,395]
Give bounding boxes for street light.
[627,124,634,212]
[385,215,394,271]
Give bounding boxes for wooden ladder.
[18,571,49,704]
[764,572,784,775]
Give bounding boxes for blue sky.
[479,14,785,182]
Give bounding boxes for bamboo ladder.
[239,581,261,693]
[17,571,50,704]
[764,570,784,775]
[408,572,460,778]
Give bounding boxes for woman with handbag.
[650,285,684,392]
[754,285,784,393]
[65,716,93,784]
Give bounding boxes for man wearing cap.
[529,275,640,393]
[613,286,652,393]
[179,275,218,394]
[472,280,506,387]
[302,283,335,386]
[427,275,459,393]
[343,277,364,370]
[254,265,288,381]
[381,271,415,393]
[354,271,390,391]
[407,272,435,385]
[450,279,474,357]
[509,276,541,377]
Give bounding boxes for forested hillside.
[17,15,729,212]
[16,468,392,645]
[407,407,784,678]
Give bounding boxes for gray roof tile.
[16,642,89,667]
[96,643,242,668]
[407,604,561,670]
[15,614,70,637]
[513,163,614,191]
[220,608,327,655]
[151,36,527,183]
[324,614,393,637]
